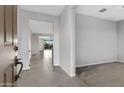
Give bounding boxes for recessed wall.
[76,14,117,67]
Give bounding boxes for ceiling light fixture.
[99,8,107,13]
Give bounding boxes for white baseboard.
[22,66,30,70]
[76,59,118,67]
[118,60,124,63]
[69,73,76,77]
[53,64,59,66]
[59,65,75,77]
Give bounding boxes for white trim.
[53,64,59,66]
[60,65,75,77]
[118,60,124,63]
[76,59,118,67]
[70,73,76,77]
[70,6,76,78]
[60,65,70,76]
[22,66,30,70]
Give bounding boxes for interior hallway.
[17,50,85,87]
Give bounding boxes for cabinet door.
[5,5,13,45]
[0,5,17,46]
[13,5,17,46]
[0,6,4,46]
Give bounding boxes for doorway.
[29,20,54,68]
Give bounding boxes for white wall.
[31,33,47,55]
[29,20,53,35]
[18,8,31,70]
[31,33,40,55]
[59,6,75,77]
[39,38,44,51]
[76,14,117,67]
[18,8,60,70]
[117,20,124,61]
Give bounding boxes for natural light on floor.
[43,49,52,59]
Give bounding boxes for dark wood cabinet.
[13,6,17,46]
[5,5,13,45]
[0,5,17,46]
[0,6,4,45]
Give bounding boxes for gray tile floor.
[78,62,124,87]
[17,50,86,87]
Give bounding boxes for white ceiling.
[20,5,124,21]
[29,20,53,35]
[20,5,65,16]
[39,36,53,41]
[76,5,124,21]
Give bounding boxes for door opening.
[29,20,54,69]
